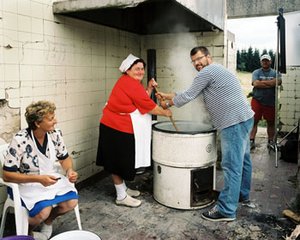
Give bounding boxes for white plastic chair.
[0,144,82,237]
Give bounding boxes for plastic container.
[1,236,34,240]
[49,230,101,240]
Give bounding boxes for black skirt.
[96,123,136,181]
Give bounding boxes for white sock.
[115,182,127,200]
[41,223,53,239]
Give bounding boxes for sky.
[227,15,278,52]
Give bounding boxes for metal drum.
[152,121,217,210]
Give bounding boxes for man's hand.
[160,100,169,109]
[155,92,175,101]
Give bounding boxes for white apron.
[18,132,77,211]
[130,109,152,169]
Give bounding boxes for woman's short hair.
[128,59,146,71]
[25,100,56,130]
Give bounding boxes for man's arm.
[253,78,282,88]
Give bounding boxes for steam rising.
[166,27,213,129]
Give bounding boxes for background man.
[250,54,282,150]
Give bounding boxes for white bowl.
[50,230,101,240]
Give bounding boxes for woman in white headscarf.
[96,54,172,207]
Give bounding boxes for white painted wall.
[0,0,235,213]
[285,11,300,66]
[0,0,142,184]
[280,11,300,131]
[280,67,300,132]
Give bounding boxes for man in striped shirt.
[157,46,254,222]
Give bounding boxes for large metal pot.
[152,121,217,209]
[152,121,217,168]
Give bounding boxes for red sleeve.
[109,75,156,114]
[100,75,156,133]
[128,80,157,114]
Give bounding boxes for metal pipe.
[147,49,179,131]
[147,49,157,120]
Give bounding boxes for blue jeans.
[217,117,254,218]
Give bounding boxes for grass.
[236,71,252,96]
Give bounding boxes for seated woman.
[3,100,79,240]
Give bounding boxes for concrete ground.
[3,128,300,239]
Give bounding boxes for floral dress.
[3,128,78,217]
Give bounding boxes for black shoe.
[240,199,256,209]
[136,167,146,175]
[267,140,276,151]
[250,139,255,150]
[201,206,235,222]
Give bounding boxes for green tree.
[236,50,245,71]
[253,48,261,70]
[268,49,275,68]
[246,47,254,71]
[237,49,248,71]
[236,48,276,72]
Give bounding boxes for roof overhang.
[53,0,224,35]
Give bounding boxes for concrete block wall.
[0,101,20,145]
[0,0,142,186]
[0,0,230,213]
[225,30,236,74]
[280,66,300,132]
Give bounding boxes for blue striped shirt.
[173,64,254,130]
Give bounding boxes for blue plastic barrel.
[1,236,34,240]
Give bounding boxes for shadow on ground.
[2,128,300,240]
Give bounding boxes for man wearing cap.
[250,54,282,150]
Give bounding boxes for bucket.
[49,230,100,240]
[1,236,34,240]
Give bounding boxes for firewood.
[283,209,300,223]
[285,224,300,240]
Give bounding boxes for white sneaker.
[126,188,141,197]
[115,194,141,207]
[32,231,48,240]
[41,223,53,239]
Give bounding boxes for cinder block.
[3,0,18,13]
[19,65,33,81]
[31,17,43,34]
[17,15,31,32]
[3,47,19,64]
[30,1,43,19]
[7,98,20,108]
[4,64,19,80]
[3,12,18,31]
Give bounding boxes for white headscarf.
[119,54,140,73]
